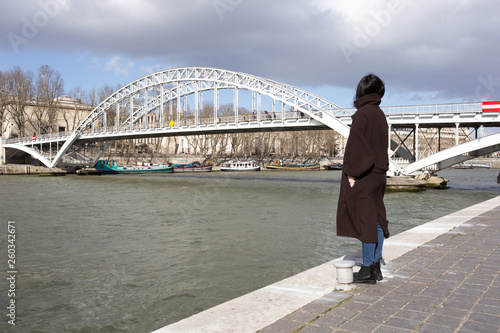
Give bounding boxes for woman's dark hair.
[355,74,385,100]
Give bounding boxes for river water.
[1,168,499,332]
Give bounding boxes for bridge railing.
[7,110,323,143]
[5,131,72,144]
[381,102,482,115]
[342,102,483,116]
[82,111,320,134]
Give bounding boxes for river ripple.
[0,168,499,332]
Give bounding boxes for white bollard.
[334,260,356,291]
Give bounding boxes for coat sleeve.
[343,112,375,178]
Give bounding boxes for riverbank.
[99,154,337,169]
[2,155,500,175]
[259,195,500,332]
[2,156,499,175]
[0,164,51,175]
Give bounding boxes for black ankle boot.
[373,260,383,281]
[353,265,376,284]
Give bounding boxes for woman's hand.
[348,176,356,188]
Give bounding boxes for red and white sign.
[482,101,500,113]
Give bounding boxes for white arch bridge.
[3,67,500,174]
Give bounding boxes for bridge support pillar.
[438,128,441,151]
[388,124,392,151]
[415,124,419,160]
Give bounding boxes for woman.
[336,74,389,284]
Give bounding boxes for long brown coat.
[336,94,389,243]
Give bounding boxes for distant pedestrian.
[336,74,389,284]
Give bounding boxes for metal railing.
[381,102,482,115]
[6,111,322,144]
[342,102,483,116]
[5,131,72,144]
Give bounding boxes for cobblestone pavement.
[259,204,500,333]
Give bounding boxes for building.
[2,96,92,140]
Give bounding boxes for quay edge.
[152,196,500,333]
[0,164,66,175]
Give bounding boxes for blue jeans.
[362,222,384,267]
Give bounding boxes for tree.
[229,132,245,156]
[30,65,64,134]
[321,130,338,157]
[6,66,34,138]
[209,133,224,160]
[64,85,89,131]
[87,87,98,108]
[201,101,213,124]
[218,103,233,122]
[98,84,117,128]
[198,135,211,156]
[0,70,10,136]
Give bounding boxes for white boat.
[452,162,490,169]
[469,162,491,169]
[220,160,261,172]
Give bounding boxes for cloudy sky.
[1,0,499,107]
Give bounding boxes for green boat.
[95,160,174,174]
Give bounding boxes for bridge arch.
[403,132,500,174]
[50,67,352,167]
[78,67,351,133]
[4,143,52,167]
